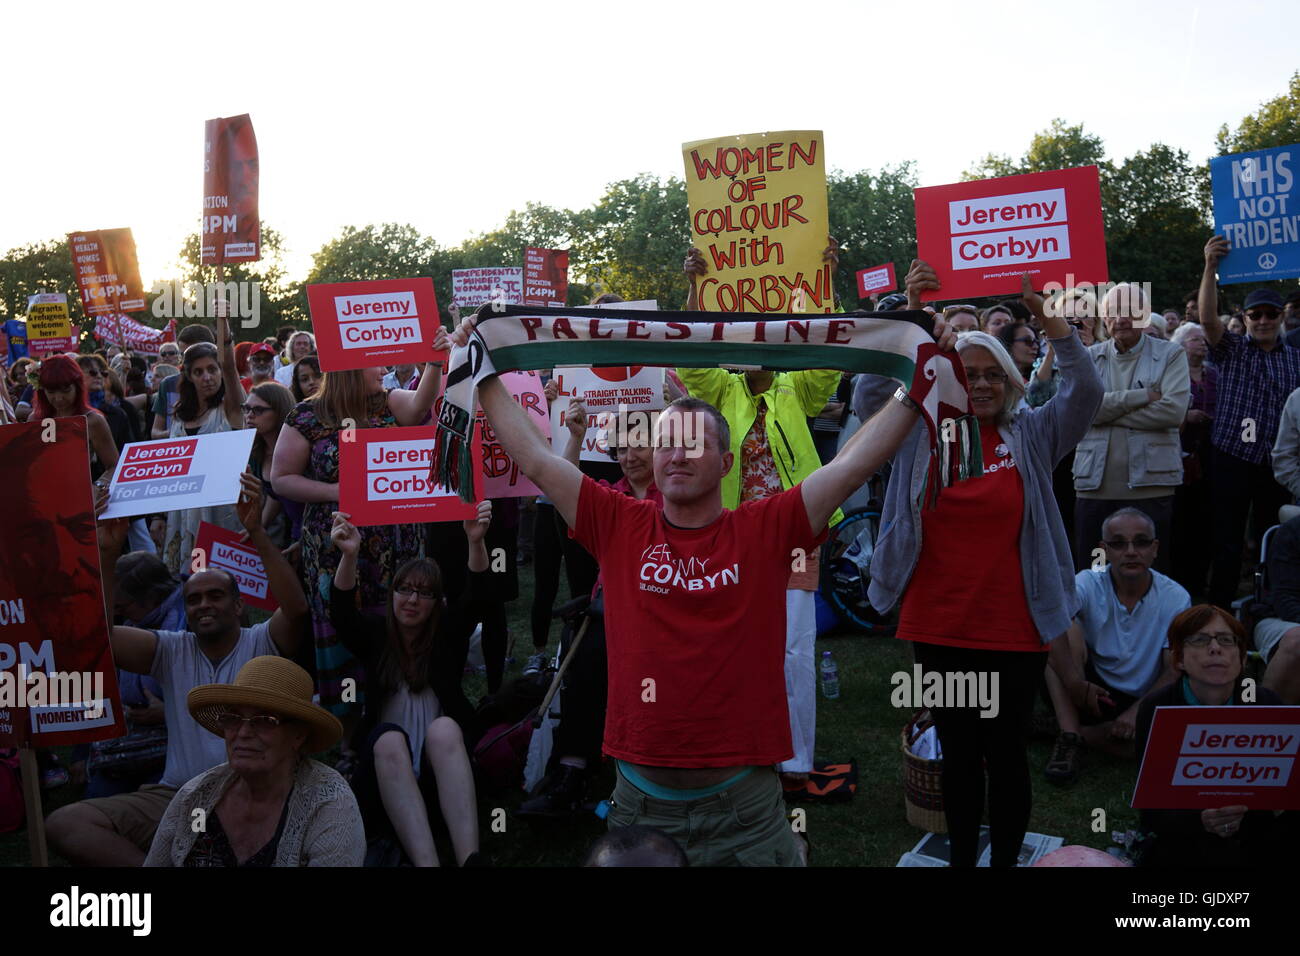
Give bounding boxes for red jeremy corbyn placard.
[340,425,482,526]
[914,166,1108,301]
[856,262,897,298]
[308,278,446,372]
[1133,706,1300,811]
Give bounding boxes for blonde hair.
[312,369,381,430]
[955,331,1025,425]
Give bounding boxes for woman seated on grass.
[328,503,493,867]
[1134,604,1300,866]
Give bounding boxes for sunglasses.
[216,712,289,733]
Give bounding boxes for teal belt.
[617,761,755,801]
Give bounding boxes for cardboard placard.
[1211,144,1300,284]
[0,418,125,746]
[549,366,666,462]
[100,430,256,519]
[307,277,445,372]
[683,130,832,313]
[92,313,176,355]
[202,114,261,264]
[67,228,147,314]
[26,294,77,356]
[452,267,524,310]
[523,247,569,308]
[913,166,1108,301]
[1133,705,1300,810]
[339,424,481,526]
[193,521,278,611]
[856,263,897,298]
[478,371,549,497]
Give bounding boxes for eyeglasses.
[395,585,439,600]
[964,370,1009,385]
[1184,633,1241,649]
[241,404,272,415]
[216,712,288,733]
[1103,536,1155,551]
[1246,308,1280,321]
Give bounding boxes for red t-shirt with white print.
[571,475,827,767]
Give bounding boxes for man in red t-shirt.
[455,318,953,865]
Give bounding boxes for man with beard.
[45,473,308,865]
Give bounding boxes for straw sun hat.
[188,656,342,755]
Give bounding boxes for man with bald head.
[46,473,308,866]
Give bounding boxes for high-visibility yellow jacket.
[675,367,844,528]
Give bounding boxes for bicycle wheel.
[819,506,893,632]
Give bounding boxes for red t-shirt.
[572,475,827,767]
[895,422,1041,652]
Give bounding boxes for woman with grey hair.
[853,260,1103,867]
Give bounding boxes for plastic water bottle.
[820,651,840,700]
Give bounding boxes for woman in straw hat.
[144,656,364,866]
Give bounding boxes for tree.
[963,119,1110,181]
[826,164,919,304]
[1216,71,1300,155]
[1103,144,1208,307]
[0,237,80,323]
[571,174,689,306]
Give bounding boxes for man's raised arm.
[479,375,583,527]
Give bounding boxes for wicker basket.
[901,709,945,833]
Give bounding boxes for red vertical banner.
[202,114,260,265]
[67,229,147,314]
[0,419,125,746]
[523,247,569,308]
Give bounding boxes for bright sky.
[2,0,1296,286]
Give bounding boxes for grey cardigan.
[144,758,365,867]
[853,331,1104,644]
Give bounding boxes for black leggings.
[530,502,599,650]
[911,641,1047,868]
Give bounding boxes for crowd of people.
[2,232,1299,868]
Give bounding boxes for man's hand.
[1110,703,1138,742]
[1070,679,1113,719]
[566,399,587,439]
[464,499,492,544]
[330,511,360,556]
[932,314,957,353]
[683,247,707,278]
[234,472,264,535]
[450,311,481,348]
[127,688,165,726]
[1202,805,1248,839]
[1146,388,1163,405]
[905,259,939,310]
[544,379,559,405]
[1205,234,1230,267]
[1020,274,1047,325]
[823,236,840,273]
[1186,408,1211,425]
[433,326,452,354]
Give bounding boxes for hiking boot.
[1045,732,1083,785]
[517,764,586,818]
[522,652,548,677]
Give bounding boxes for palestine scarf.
[433,305,981,504]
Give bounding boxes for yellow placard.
[683,130,830,313]
[26,296,72,340]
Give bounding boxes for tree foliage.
[1216,71,1300,155]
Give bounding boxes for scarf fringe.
[926,413,983,510]
[432,403,474,500]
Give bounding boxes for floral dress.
[285,393,422,716]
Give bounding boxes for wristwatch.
[893,386,920,413]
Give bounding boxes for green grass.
[3,565,1141,867]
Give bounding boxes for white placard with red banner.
[100,430,255,520]
[549,366,666,462]
[452,267,524,310]
[193,521,278,611]
[1132,706,1300,810]
[92,313,177,355]
[855,263,897,298]
[339,425,481,526]
[478,371,549,497]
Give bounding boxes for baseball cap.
[250,343,277,358]
[877,293,909,311]
[1243,289,1285,311]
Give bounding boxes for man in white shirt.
[1045,507,1189,783]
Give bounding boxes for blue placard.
[1211,144,1300,284]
